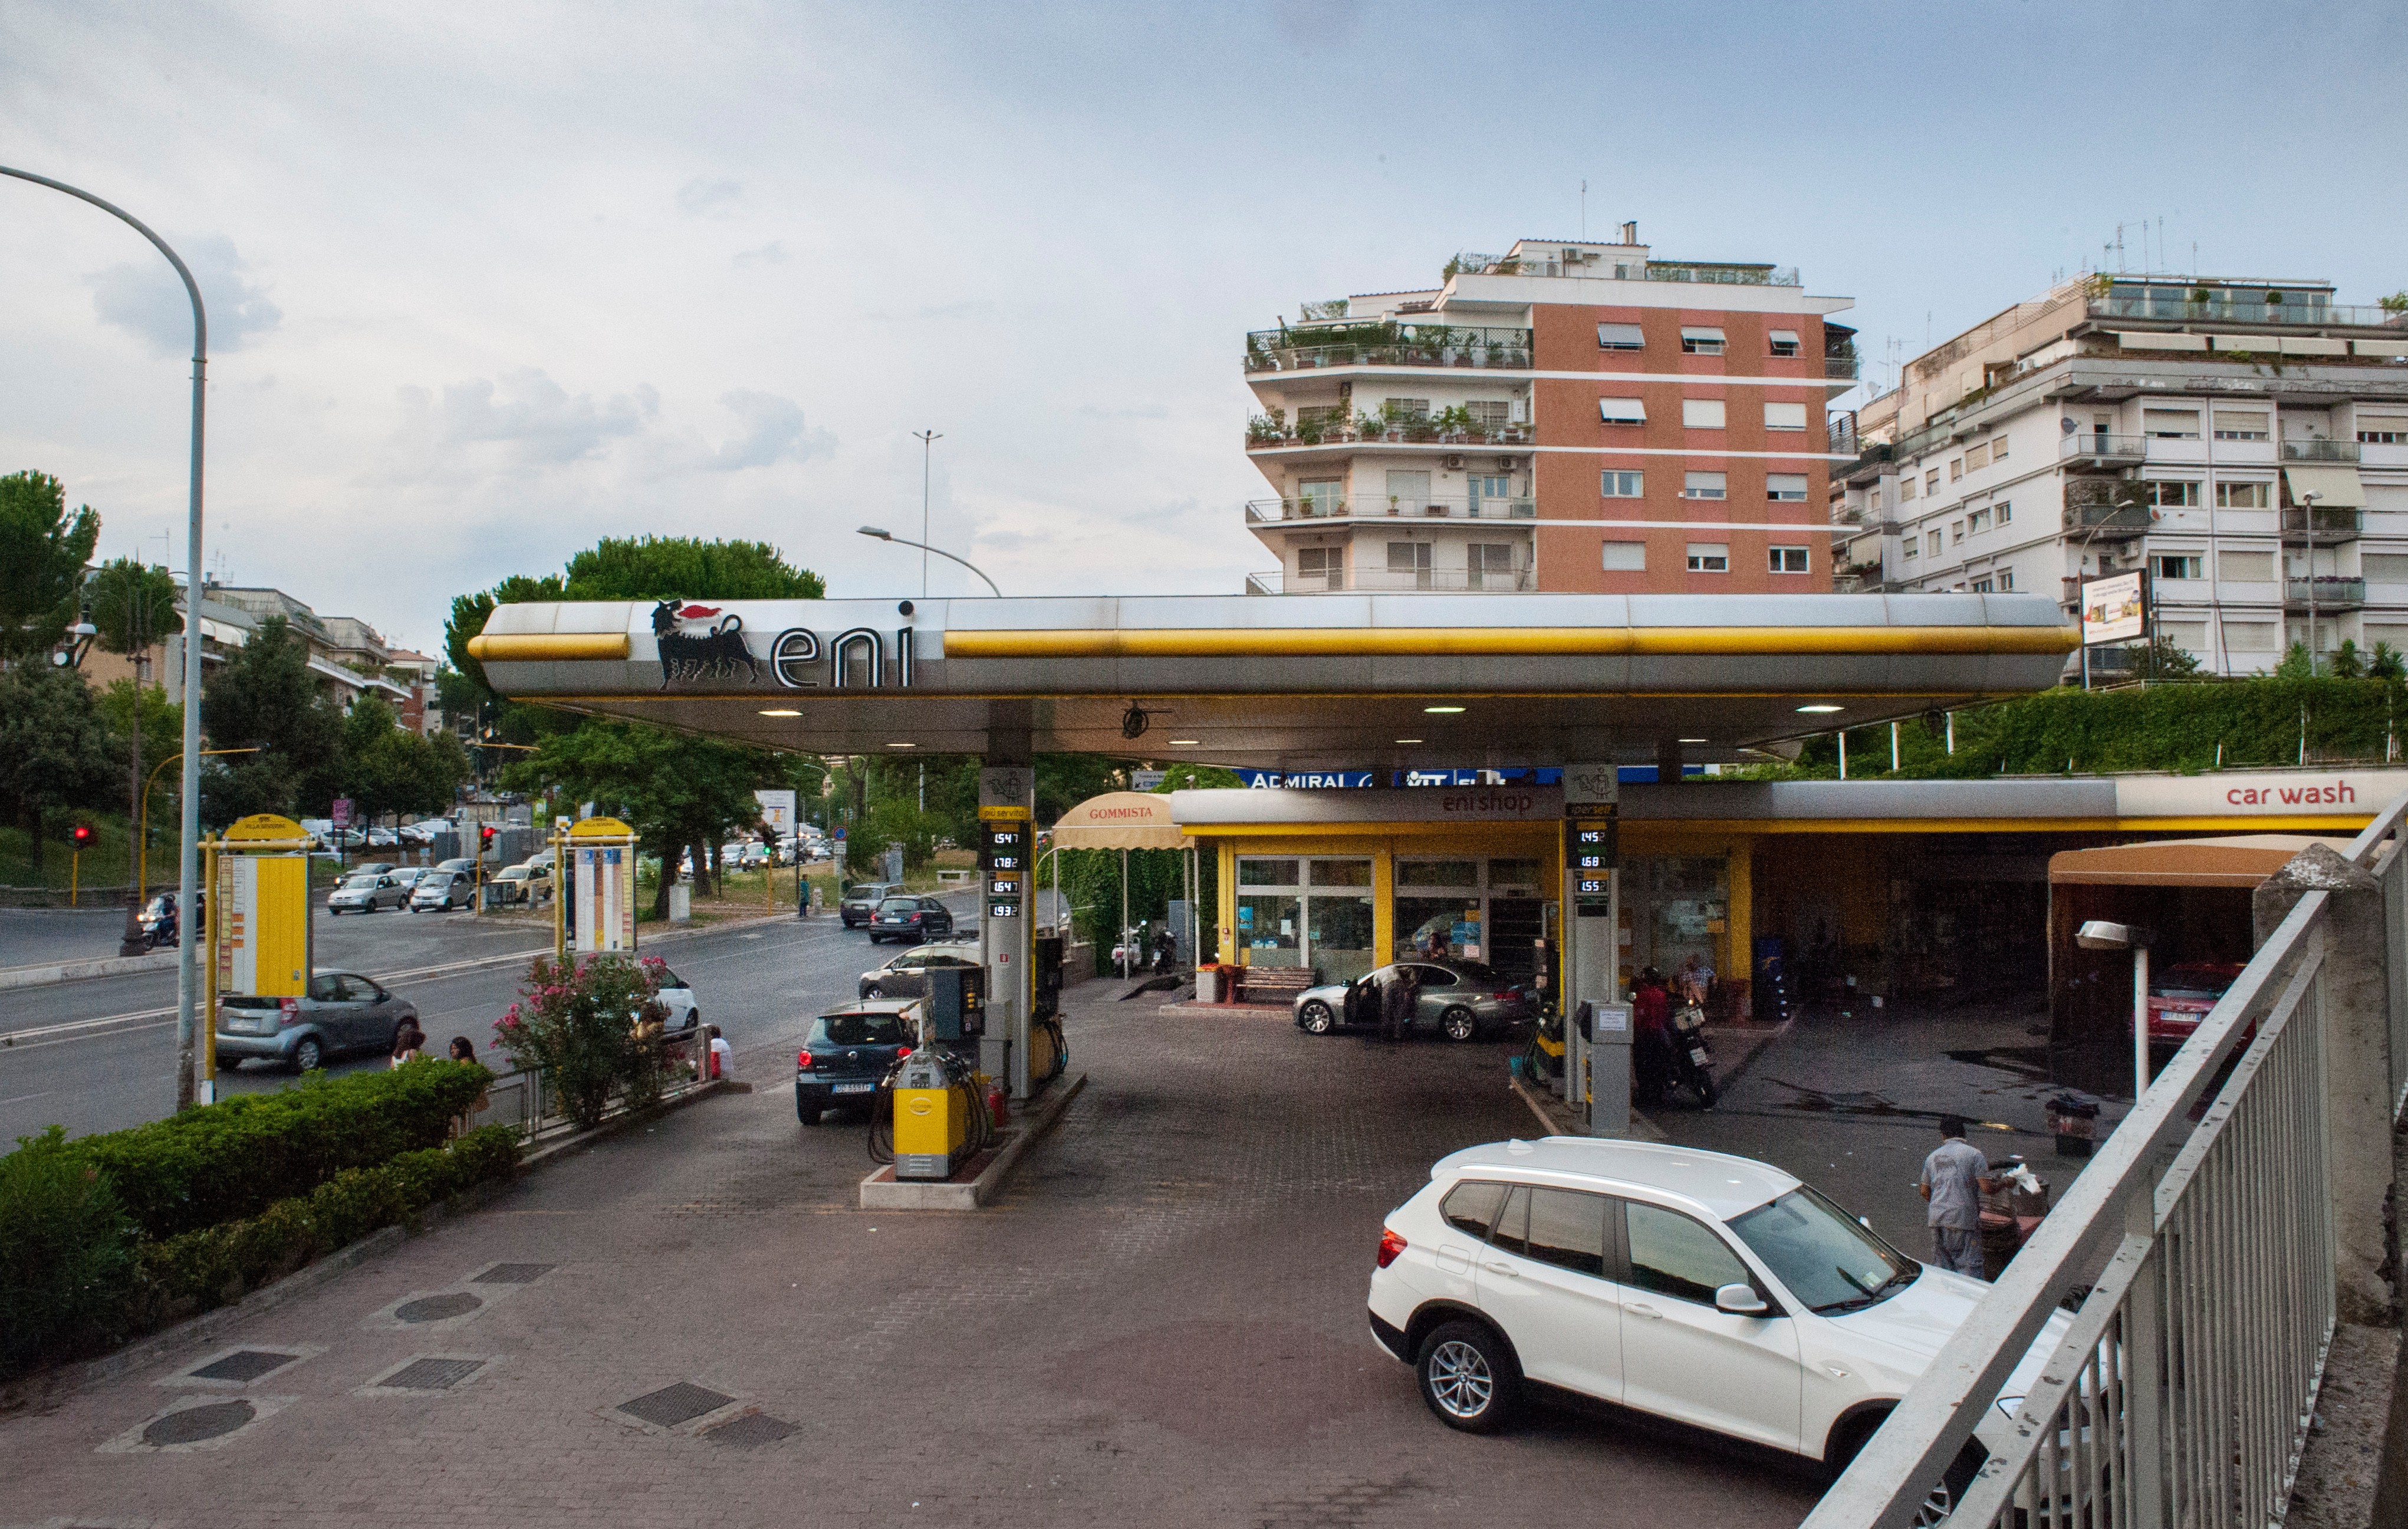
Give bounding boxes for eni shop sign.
[2116,771,2408,820]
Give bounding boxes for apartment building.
[1242,228,1856,593]
[1828,275,2408,675]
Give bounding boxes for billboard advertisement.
[2081,571,2147,646]
[568,816,637,954]
[754,788,798,840]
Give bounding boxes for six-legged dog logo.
[651,600,762,688]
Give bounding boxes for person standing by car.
[1919,1115,1995,1278]
[1631,968,1673,1104]
[1380,964,1418,1041]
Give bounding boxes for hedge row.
[137,1125,519,1321]
[61,1060,493,1240]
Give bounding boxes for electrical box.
[1032,933,1064,1022]
[925,965,985,1041]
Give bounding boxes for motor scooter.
[1666,1002,1717,1107]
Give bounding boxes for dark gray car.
[1292,959,1530,1042]
[858,941,982,999]
[840,882,898,928]
[214,971,420,1072]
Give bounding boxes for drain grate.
[187,1349,298,1383]
[379,1357,486,1391]
[394,1292,483,1323]
[619,1382,735,1428]
[143,1399,254,1446]
[705,1413,798,1447]
[472,1262,554,1284]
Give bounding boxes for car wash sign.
[650,600,918,691]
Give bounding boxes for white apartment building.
[1828,275,2408,676]
[1244,228,1856,595]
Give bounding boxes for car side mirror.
[1713,1283,1769,1317]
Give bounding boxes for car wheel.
[863,985,883,1000]
[797,1102,821,1126]
[1300,1001,1335,1035]
[292,1036,324,1073]
[1440,1007,1477,1043]
[1417,1321,1518,1433]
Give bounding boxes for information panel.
[1566,815,1617,918]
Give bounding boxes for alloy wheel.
[1426,1340,1492,1420]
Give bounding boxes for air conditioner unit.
[1442,454,1465,471]
[1498,456,1524,471]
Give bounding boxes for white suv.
[1367,1137,2070,1518]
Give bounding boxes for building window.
[1682,398,1726,429]
[1925,469,1940,492]
[2224,620,2279,652]
[1899,477,1919,502]
[1296,547,1344,589]
[2159,620,2208,655]
[1969,577,1995,593]
[2142,408,2202,439]
[2220,550,2275,582]
[1682,471,1727,500]
[1950,520,1965,544]
[1597,323,1645,350]
[1769,545,1810,574]
[2216,481,2271,508]
[1468,544,1516,590]
[2152,554,2204,581]
[1991,435,2009,461]
[1601,541,1646,571]
[1965,443,1989,469]
[1764,400,1807,431]
[1997,567,2014,590]
[1966,508,1992,534]
[1599,397,1647,425]
[1680,327,1726,355]
[2142,480,2200,508]
[1466,400,1509,429]
[2362,554,2408,583]
[2214,410,2271,441]
[1387,398,1431,421]
[1386,542,1433,590]
[1601,470,1644,497]
[1686,542,1730,573]
[1926,530,1943,558]
[1768,330,1801,357]
[1766,473,1808,502]
[1995,501,2012,524]
[1949,458,1963,481]
[1903,538,1919,560]
[2362,428,2408,445]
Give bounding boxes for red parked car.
[2146,961,2246,1043]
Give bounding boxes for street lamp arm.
[856,528,1001,597]
[0,167,208,357]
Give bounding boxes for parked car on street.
[654,967,699,1032]
[409,869,475,911]
[435,857,476,876]
[488,863,551,906]
[1367,1137,2073,1515]
[327,870,410,914]
[870,895,955,943]
[794,1000,916,1124]
[858,941,981,999]
[366,827,400,849]
[840,882,899,928]
[1294,959,1529,1042]
[215,971,420,1073]
[2145,961,2247,1044]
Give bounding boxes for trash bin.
[1195,965,1219,1004]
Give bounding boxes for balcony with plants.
[1245,565,1535,596]
[1244,494,1535,526]
[2062,479,2152,537]
[1244,403,1535,452]
[1244,322,1533,374]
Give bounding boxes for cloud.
[706,389,834,471]
[677,177,743,217]
[733,241,788,267]
[397,369,657,469]
[87,234,281,355]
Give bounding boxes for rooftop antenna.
[1579,179,1586,239]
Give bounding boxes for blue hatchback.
[795,1001,917,1124]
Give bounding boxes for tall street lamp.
[911,429,941,597]
[2075,919,2154,1101]
[2,166,212,1107]
[857,525,1000,597]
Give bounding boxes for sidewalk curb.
[859,1071,1088,1210]
[0,1080,735,1415]
[1508,1071,1670,1143]
[0,950,177,992]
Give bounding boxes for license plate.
[831,1083,873,1095]
[1689,1048,1710,1066]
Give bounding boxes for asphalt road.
[0,893,981,1144]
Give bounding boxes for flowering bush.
[492,953,669,1129]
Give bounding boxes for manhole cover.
[189,1349,297,1383]
[619,1382,735,1428]
[394,1292,483,1323]
[473,1262,554,1284]
[143,1399,254,1446]
[706,1413,798,1447]
[379,1357,486,1391]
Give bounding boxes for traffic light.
[479,824,496,854]
[69,824,94,850]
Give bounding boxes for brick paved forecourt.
[1,991,1825,1527]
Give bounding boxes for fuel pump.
[879,971,997,1180]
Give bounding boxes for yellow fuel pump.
[892,1051,970,1179]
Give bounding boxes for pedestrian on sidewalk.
[447,1035,475,1063]
[1919,1115,1994,1278]
[1631,968,1673,1106]
[390,1021,426,1067]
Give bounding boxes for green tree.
[197,615,344,824]
[336,696,470,826]
[2329,639,2366,680]
[561,535,826,603]
[2372,643,2406,683]
[2274,641,2318,680]
[82,558,180,660]
[0,662,119,873]
[0,472,101,663]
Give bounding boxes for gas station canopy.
[468,591,2077,765]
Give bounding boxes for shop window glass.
[1238,858,1300,887]
[1237,894,1302,965]
[1399,860,1479,887]
[1397,897,1483,961]
[1308,895,1377,983]
[1487,859,1542,890]
[1308,859,1373,887]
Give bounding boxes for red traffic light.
[479,825,496,844]
[69,824,94,847]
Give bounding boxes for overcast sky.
[4,0,2402,656]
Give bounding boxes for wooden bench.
[1232,965,1317,1007]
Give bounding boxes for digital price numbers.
[1567,817,1616,918]
[982,818,1026,920]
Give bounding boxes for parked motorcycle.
[1666,1002,1717,1107]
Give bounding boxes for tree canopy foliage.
[0,662,119,856]
[0,471,100,663]
[83,557,183,657]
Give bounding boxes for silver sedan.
[1293,959,1531,1042]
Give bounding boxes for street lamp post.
[2301,490,2325,675]
[856,525,1001,597]
[2,166,211,1107]
[2076,919,2154,1100]
[910,430,941,598]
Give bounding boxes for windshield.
[341,874,379,888]
[879,897,919,913]
[1727,1186,1919,1314]
[811,1012,909,1046]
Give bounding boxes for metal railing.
[1807,794,2408,1529]
[2287,577,2366,607]
[2062,502,2152,536]
[465,1031,714,1143]
[2060,433,2150,463]
[2089,294,2407,330]
[1244,496,1536,524]
[1245,567,1534,595]
[2281,506,2363,538]
[1244,324,1534,373]
[2282,438,2360,463]
[1246,420,1536,449]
